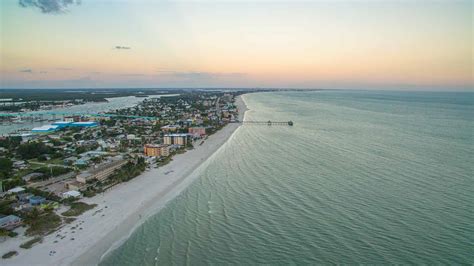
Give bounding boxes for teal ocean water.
[102,91,473,265]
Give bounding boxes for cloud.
[19,0,81,14]
[156,70,245,80]
[18,68,48,74]
[118,73,147,77]
[115,46,131,50]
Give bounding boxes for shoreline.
[2,95,248,266]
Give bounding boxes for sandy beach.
[1,95,248,265]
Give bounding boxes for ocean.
[101,90,473,265]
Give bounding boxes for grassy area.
[25,211,62,236]
[2,251,18,259]
[20,237,43,249]
[157,156,173,167]
[61,202,97,217]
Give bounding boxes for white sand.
[1,95,248,265]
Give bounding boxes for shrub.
[2,251,18,259]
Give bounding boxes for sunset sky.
[0,0,472,90]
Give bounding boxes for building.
[32,124,59,133]
[0,215,22,230]
[76,156,127,183]
[7,187,25,194]
[160,145,170,157]
[188,127,206,137]
[144,144,162,157]
[161,125,179,132]
[29,196,46,206]
[62,190,81,199]
[70,121,98,127]
[163,135,172,145]
[52,121,73,128]
[76,172,94,184]
[63,116,76,122]
[21,172,43,182]
[163,134,188,146]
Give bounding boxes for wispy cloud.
[115,46,131,50]
[118,73,147,77]
[156,70,246,80]
[19,0,81,14]
[18,68,48,74]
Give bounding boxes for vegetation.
[0,228,17,238]
[20,237,43,249]
[0,136,21,150]
[0,158,13,179]
[2,251,18,259]
[34,166,71,179]
[17,142,53,160]
[25,187,61,202]
[108,157,147,183]
[61,202,97,217]
[24,209,62,236]
[0,199,15,215]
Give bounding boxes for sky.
[0,0,472,90]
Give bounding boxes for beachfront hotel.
[144,144,170,157]
[163,134,188,146]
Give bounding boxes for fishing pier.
[240,120,294,126]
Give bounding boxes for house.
[7,187,25,194]
[12,161,27,170]
[10,202,31,212]
[0,215,22,230]
[64,156,79,165]
[74,159,89,167]
[21,172,44,182]
[29,196,46,206]
[17,193,33,202]
[62,190,81,199]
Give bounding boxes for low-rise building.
[62,190,81,199]
[160,145,170,157]
[188,127,206,137]
[0,215,22,230]
[76,172,94,184]
[29,196,46,206]
[21,172,44,182]
[76,156,127,183]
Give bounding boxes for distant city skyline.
[0,0,472,90]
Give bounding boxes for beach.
[1,95,248,265]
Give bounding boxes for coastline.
[2,95,248,266]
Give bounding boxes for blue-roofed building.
[70,122,98,127]
[29,196,46,206]
[32,124,59,133]
[52,121,73,128]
